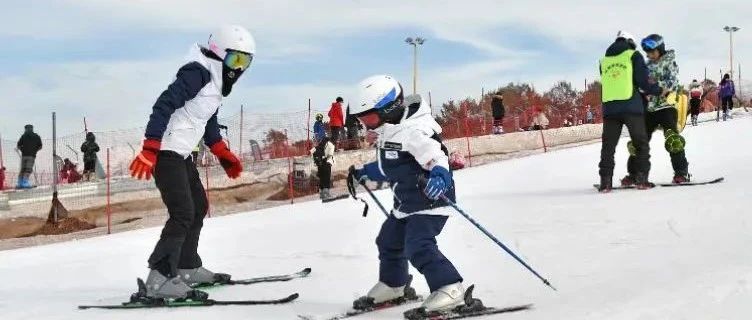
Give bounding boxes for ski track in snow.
[0,116,751,319]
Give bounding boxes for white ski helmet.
[353,75,403,115]
[208,25,256,58]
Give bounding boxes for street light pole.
[405,37,426,95]
[723,26,740,78]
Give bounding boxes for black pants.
[148,151,208,277]
[628,108,689,175]
[721,96,733,112]
[317,162,332,189]
[330,126,342,148]
[689,98,701,116]
[599,114,650,177]
[83,160,96,173]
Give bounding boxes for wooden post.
[540,128,548,153]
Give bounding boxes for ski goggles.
[356,110,384,130]
[641,38,663,51]
[224,50,253,71]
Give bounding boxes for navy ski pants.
[376,214,463,292]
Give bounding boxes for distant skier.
[311,136,335,200]
[491,94,505,134]
[328,96,345,149]
[80,132,100,181]
[625,34,690,185]
[313,113,327,143]
[598,31,665,192]
[688,79,702,126]
[718,73,735,121]
[128,25,253,300]
[347,75,482,319]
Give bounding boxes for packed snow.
[0,116,750,320]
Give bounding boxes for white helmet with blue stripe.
[353,75,403,116]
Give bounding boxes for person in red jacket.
[328,97,344,149]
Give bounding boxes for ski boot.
[633,172,654,190]
[141,269,208,301]
[353,275,419,310]
[620,175,636,187]
[672,172,691,184]
[178,266,231,287]
[404,283,485,320]
[320,188,333,201]
[598,176,612,193]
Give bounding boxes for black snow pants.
[148,151,208,277]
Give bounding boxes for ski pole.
[440,195,557,291]
[359,181,389,217]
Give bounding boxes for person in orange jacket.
[328,97,345,149]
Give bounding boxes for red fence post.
[106,148,111,234]
[239,104,244,157]
[463,102,473,167]
[205,164,211,218]
[285,129,294,204]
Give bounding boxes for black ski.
[322,194,350,203]
[297,295,423,320]
[594,177,723,191]
[407,304,533,320]
[197,267,311,288]
[657,177,724,187]
[78,293,299,310]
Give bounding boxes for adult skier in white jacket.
[129,25,254,300]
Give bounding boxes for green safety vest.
[600,50,635,103]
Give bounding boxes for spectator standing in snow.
[491,94,505,134]
[16,124,42,189]
[344,105,362,150]
[313,113,327,144]
[80,132,100,181]
[718,73,735,120]
[328,97,345,149]
[586,105,595,124]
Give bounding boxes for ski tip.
[301,267,312,275]
[288,293,301,301]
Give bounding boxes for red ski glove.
[210,140,242,179]
[129,139,161,180]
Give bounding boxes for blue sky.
[0,0,749,140]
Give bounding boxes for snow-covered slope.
[0,117,750,320]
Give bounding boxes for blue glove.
[424,166,452,200]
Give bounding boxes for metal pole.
[106,148,111,234]
[285,129,293,204]
[84,117,88,134]
[412,44,418,95]
[428,91,433,116]
[52,112,59,222]
[306,98,312,150]
[729,30,734,78]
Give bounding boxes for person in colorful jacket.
[625,33,690,185]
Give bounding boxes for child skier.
[311,136,335,200]
[689,80,702,126]
[347,75,481,319]
[624,34,690,185]
[80,132,100,181]
[129,25,253,301]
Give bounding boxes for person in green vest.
[598,31,666,192]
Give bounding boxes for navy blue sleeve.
[363,161,388,182]
[203,110,222,147]
[632,52,662,95]
[144,62,211,140]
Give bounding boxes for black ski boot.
[598,176,612,193]
[634,172,655,190]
